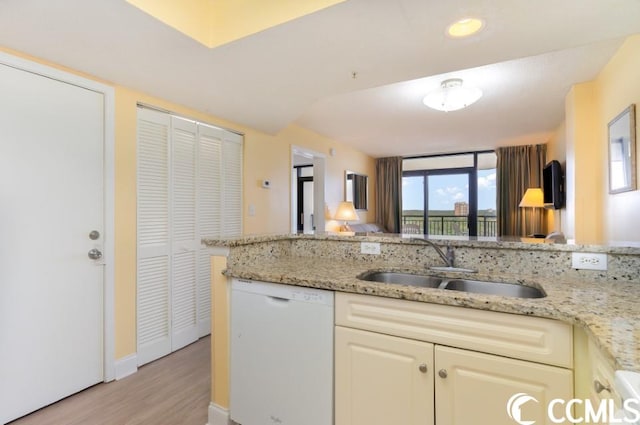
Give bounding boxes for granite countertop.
[221,255,640,373]
[204,232,640,255]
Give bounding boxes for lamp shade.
[334,201,359,221]
[519,188,544,208]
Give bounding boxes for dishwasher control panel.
[233,278,334,305]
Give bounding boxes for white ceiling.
[0,0,639,158]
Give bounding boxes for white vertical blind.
[137,107,243,364]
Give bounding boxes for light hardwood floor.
[9,337,210,425]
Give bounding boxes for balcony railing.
[401,214,497,237]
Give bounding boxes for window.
[402,152,496,237]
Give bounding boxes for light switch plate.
[361,242,381,255]
[571,252,607,271]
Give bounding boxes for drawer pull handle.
[594,380,611,394]
[438,369,448,379]
[418,363,428,373]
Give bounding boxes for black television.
[543,160,564,209]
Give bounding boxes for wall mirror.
[345,170,368,210]
[608,104,637,194]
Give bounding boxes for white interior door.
[0,63,104,423]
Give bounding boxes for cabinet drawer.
[335,292,572,368]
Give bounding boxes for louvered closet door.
[137,108,243,363]
[222,133,243,237]
[171,116,199,351]
[197,124,223,336]
[196,126,242,335]
[137,108,171,366]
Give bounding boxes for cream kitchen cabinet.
[335,326,434,425]
[335,292,574,425]
[435,345,572,425]
[574,326,621,423]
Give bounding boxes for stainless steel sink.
[358,271,443,288]
[358,271,545,298]
[443,279,545,298]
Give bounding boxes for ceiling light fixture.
[422,78,483,112]
[447,18,484,38]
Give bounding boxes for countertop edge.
[222,264,638,373]
[202,233,640,255]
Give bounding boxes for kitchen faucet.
[410,238,455,268]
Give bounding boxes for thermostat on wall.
[262,180,271,189]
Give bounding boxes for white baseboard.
[208,402,234,425]
[114,353,138,380]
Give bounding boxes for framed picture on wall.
[608,104,636,194]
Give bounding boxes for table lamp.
[334,201,359,235]
[519,188,545,238]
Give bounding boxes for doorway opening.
[291,146,326,233]
[295,165,314,232]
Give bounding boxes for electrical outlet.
[361,242,381,255]
[571,252,608,271]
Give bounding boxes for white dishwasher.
[230,278,334,425]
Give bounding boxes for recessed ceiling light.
[447,18,484,38]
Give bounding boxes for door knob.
[438,369,448,379]
[88,248,102,260]
[418,363,428,373]
[89,230,100,240]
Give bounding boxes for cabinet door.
[435,345,573,425]
[335,326,434,425]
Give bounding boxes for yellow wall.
[564,82,603,243]
[239,115,376,235]
[551,35,640,243]
[211,256,229,408]
[596,35,640,243]
[0,46,376,359]
[115,88,376,357]
[114,89,139,358]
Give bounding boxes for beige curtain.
[496,145,546,236]
[353,174,368,210]
[375,157,403,233]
